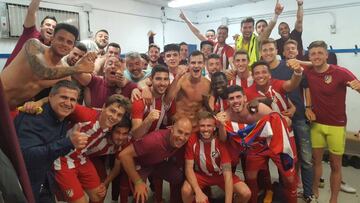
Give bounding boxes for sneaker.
[340,181,357,193]
[263,190,273,203]
[304,195,318,203]
[318,178,325,188]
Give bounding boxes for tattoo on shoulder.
[24,39,76,80]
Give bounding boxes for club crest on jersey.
[324,75,332,84]
[65,189,74,197]
[211,151,219,158]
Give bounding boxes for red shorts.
[195,172,241,190]
[55,160,101,201]
[245,147,296,178]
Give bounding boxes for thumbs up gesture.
[69,123,89,150]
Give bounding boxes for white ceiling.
[133,0,265,11]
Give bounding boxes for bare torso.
[175,75,210,129]
[1,42,70,109]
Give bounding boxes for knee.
[240,186,252,201]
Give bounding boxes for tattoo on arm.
[25,39,77,80]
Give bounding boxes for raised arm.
[282,59,303,92]
[295,0,304,32]
[24,39,96,80]
[259,0,284,41]
[24,0,41,28]
[179,10,207,41]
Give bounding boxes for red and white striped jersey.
[53,105,110,170]
[213,97,229,112]
[132,95,174,133]
[185,134,231,176]
[245,79,290,113]
[229,75,254,90]
[86,137,131,158]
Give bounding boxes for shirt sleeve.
[131,99,145,119]
[132,130,161,157]
[272,79,286,94]
[87,74,100,88]
[185,135,196,160]
[225,46,235,58]
[68,105,98,123]
[338,66,357,86]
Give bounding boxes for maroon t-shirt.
[304,64,357,126]
[4,25,45,68]
[133,129,177,167]
[87,74,137,108]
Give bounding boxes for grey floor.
[100,160,360,203]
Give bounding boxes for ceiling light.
[168,0,211,8]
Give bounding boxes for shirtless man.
[0,23,96,110]
[167,51,211,131]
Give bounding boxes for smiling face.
[241,22,254,39]
[49,87,78,120]
[95,31,109,49]
[206,58,221,76]
[198,118,216,140]
[148,47,160,63]
[212,74,227,97]
[227,90,246,113]
[217,28,228,43]
[151,71,170,96]
[278,23,290,39]
[189,54,205,79]
[283,43,299,60]
[67,47,86,66]
[170,118,192,148]
[40,18,57,43]
[111,127,129,146]
[180,44,189,60]
[201,44,213,59]
[126,57,143,79]
[233,53,249,73]
[260,42,277,64]
[205,30,216,41]
[252,64,271,87]
[99,103,126,129]
[51,29,76,57]
[256,21,267,35]
[309,47,328,68]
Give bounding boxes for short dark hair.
[233,50,249,60]
[49,80,80,95]
[40,16,57,26]
[148,43,160,51]
[54,23,79,39]
[151,64,169,77]
[189,50,205,62]
[308,40,328,51]
[112,115,132,130]
[96,29,109,35]
[217,25,229,33]
[251,60,270,72]
[207,53,220,60]
[200,40,214,49]
[255,19,268,27]
[278,22,290,30]
[241,17,255,27]
[107,42,120,49]
[206,29,216,34]
[179,42,188,47]
[164,43,180,53]
[260,38,277,49]
[140,53,150,63]
[226,85,244,97]
[211,71,228,84]
[105,94,131,113]
[75,42,87,53]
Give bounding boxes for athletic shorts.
[55,161,101,201]
[311,122,346,155]
[195,172,241,190]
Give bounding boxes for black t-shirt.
[276,29,304,60]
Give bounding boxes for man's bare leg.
[181,180,195,203]
[329,153,342,203]
[312,148,324,198]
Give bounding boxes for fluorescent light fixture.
[168,0,211,8]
